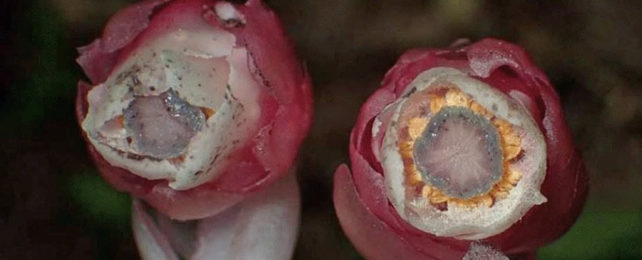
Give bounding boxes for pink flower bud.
[76,0,311,221]
[334,38,588,259]
[76,1,311,258]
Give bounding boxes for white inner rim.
[377,67,547,239]
[82,22,261,190]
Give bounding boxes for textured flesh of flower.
[378,67,547,239]
[400,88,523,208]
[124,89,206,159]
[413,106,504,199]
[81,20,261,190]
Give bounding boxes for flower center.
[413,106,503,199]
[380,67,548,239]
[79,24,263,190]
[397,87,523,208]
[124,89,206,159]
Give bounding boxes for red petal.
[333,164,465,260]
[77,0,170,84]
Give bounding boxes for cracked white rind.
[378,67,547,240]
[81,23,261,190]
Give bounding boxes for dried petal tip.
[214,1,246,26]
[463,242,509,260]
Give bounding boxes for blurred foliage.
[0,0,76,133]
[540,203,642,259]
[1,0,640,259]
[0,0,137,258]
[67,173,131,229]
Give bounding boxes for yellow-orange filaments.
[399,88,523,208]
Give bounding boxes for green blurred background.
[1,0,640,259]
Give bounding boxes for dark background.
[1,0,641,259]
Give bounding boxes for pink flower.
[334,38,588,259]
[76,0,311,258]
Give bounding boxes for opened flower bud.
[76,0,312,221]
[334,39,588,259]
